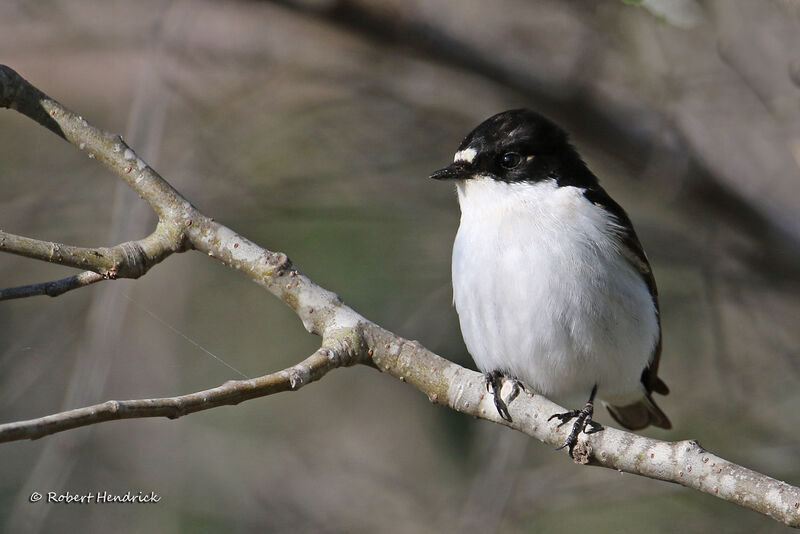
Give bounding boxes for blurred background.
[0,0,799,532]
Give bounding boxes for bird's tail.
[605,394,671,430]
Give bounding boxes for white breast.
[452,178,658,405]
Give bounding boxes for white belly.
[452,178,658,405]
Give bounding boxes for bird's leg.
[484,370,524,422]
[548,385,603,458]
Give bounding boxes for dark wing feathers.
[581,187,669,399]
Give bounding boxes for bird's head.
[430,109,588,187]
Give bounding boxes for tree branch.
[0,224,182,292]
[1,64,798,528]
[0,271,103,300]
[0,344,357,442]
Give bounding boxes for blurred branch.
[266,0,800,248]
[1,64,798,528]
[264,0,642,161]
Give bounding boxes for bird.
[430,109,670,456]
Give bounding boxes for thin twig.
[0,271,103,300]
[0,346,353,442]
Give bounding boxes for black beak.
[429,162,470,181]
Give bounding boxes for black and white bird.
[430,109,670,456]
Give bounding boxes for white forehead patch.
[453,147,477,164]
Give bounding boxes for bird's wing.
[582,187,669,397]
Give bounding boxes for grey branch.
[0,271,103,299]
[0,345,356,442]
[0,225,183,301]
[0,64,798,528]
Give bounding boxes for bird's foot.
[484,370,524,422]
[548,386,603,458]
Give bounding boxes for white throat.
[456,177,589,223]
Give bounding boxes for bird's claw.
[548,393,603,458]
[484,371,523,422]
[548,409,581,428]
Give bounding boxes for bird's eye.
[500,152,522,169]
